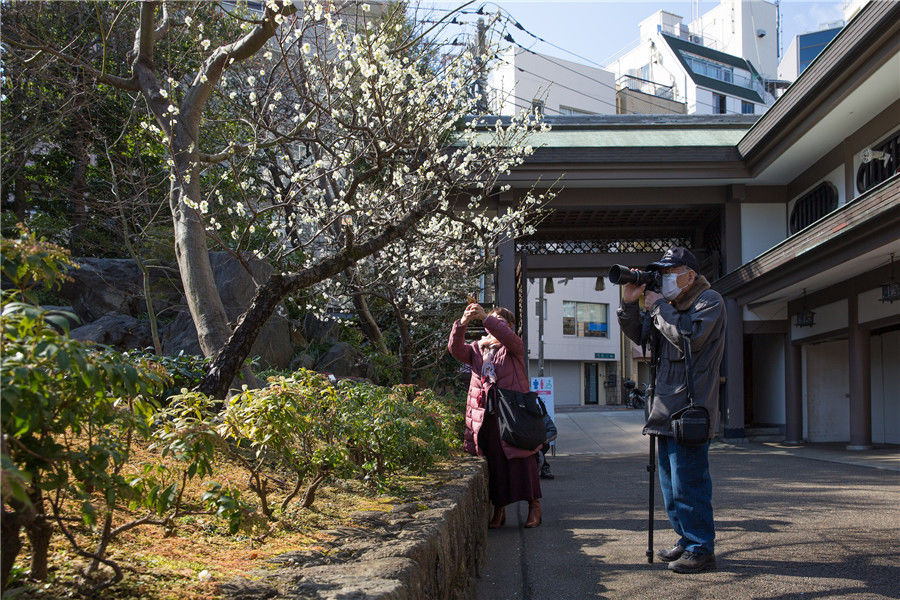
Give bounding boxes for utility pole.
[474,18,489,114]
[538,277,545,377]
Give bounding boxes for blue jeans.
[657,436,715,554]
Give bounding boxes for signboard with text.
[530,377,555,446]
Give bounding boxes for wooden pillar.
[722,188,744,439]
[495,206,516,311]
[723,297,745,439]
[784,334,803,444]
[847,294,872,450]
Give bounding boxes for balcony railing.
[617,74,678,101]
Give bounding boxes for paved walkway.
[477,410,900,600]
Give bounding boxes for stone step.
[746,426,782,436]
[748,434,785,443]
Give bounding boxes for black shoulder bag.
[670,312,710,446]
[491,387,547,451]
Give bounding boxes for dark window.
[797,28,842,73]
[789,182,838,234]
[713,93,727,114]
[531,99,545,115]
[856,131,900,194]
[741,101,755,114]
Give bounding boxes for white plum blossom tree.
[6,0,550,398]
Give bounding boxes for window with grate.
[789,182,838,234]
[856,131,900,194]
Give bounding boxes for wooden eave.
[737,1,900,175]
[713,175,900,304]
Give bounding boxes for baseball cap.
[647,247,700,272]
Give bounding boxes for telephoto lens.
[608,265,662,292]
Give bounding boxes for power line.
[420,3,761,116]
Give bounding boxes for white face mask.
[661,273,684,300]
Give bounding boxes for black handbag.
[671,313,710,446]
[491,387,547,450]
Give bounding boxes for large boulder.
[59,258,183,323]
[161,252,293,369]
[70,314,152,350]
[315,342,374,380]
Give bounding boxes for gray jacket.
[617,277,726,439]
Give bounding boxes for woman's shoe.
[524,500,542,528]
[488,507,506,529]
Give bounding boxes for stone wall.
[221,458,489,600]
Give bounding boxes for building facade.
[490,1,899,445]
[489,47,616,117]
[605,2,778,115]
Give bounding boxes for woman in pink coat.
[448,303,542,528]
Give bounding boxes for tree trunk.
[390,298,413,384]
[351,290,388,354]
[24,490,51,581]
[1,508,23,591]
[170,139,257,389]
[199,272,291,399]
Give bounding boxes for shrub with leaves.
[1,229,174,592]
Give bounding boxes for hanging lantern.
[595,276,605,291]
[880,253,900,304]
[544,278,554,294]
[794,288,816,328]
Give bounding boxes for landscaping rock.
[70,314,152,350]
[315,342,370,379]
[302,313,339,344]
[40,305,81,331]
[59,258,182,323]
[161,252,292,369]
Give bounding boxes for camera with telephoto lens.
[608,264,661,292]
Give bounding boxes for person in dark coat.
[617,247,726,574]
[448,303,542,528]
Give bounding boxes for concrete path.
[477,411,900,600]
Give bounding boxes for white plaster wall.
[871,329,900,444]
[792,299,848,341]
[778,36,800,81]
[526,277,621,362]
[741,203,787,262]
[805,339,850,442]
[751,333,785,425]
[510,49,616,116]
[858,288,900,326]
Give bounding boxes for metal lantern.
[881,282,900,304]
[794,309,816,328]
[880,253,900,303]
[544,278,554,294]
[794,288,816,327]
[594,276,605,291]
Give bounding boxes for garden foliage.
[1,230,461,593]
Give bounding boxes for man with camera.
[615,247,726,574]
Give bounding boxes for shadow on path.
[477,449,900,600]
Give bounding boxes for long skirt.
[478,412,542,507]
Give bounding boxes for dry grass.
[8,437,455,599]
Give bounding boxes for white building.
[606,2,778,115]
[489,47,616,116]
[525,277,622,406]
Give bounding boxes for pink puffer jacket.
[448,314,537,460]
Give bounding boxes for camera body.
[608,264,662,292]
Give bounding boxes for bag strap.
[677,310,697,408]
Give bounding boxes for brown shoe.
[488,507,505,529]
[524,500,542,528]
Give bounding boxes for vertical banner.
[530,376,555,446]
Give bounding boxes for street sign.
[594,352,615,359]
